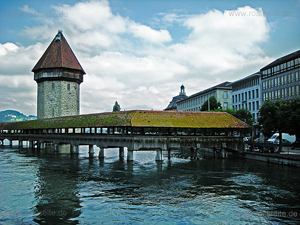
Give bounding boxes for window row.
[232,78,260,92]
[182,102,229,112]
[263,85,300,101]
[178,92,216,109]
[232,89,259,103]
[262,58,300,78]
[262,71,299,90]
[233,101,260,112]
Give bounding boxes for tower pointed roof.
[32,31,85,74]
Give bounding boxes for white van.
[267,133,296,144]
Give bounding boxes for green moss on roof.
[0,110,250,130]
[130,111,249,128]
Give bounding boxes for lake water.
[0,145,300,224]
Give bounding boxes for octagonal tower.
[32,31,85,119]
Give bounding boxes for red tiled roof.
[32,31,85,74]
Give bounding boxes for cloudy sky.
[0,0,299,116]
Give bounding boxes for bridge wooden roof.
[0,110,250,130]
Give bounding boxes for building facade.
[260,50,300,103]
[230,72,261,121]
[177,82,231,111]
[164,85,188,111]
[32,31,85,119]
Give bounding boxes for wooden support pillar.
[54,144,59,152]
[99,147,104,158]
[29,141,33,149]
[127,148,133,161]
[9,140,12,146]
[221,149,226,158]
[39,142,45,150]
[190,147,194,160]
[168,148,171,160]
[119,147,124,159]
[19,140,23,149]
[155,149,163,161]
[71,145,79,154]
[89,145,94,157]
[89,145,94,154]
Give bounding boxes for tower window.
[67,83,70,91]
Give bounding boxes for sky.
[0,0,299,116]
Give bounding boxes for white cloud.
[20,5,36,14]
[129,23,172,43]
[1,2,274,115]
[0,43,19,56]
[163,6,271,76]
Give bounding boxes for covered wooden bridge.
[0,110,250,161]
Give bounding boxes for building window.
[224,91,228,99]
[67,83,70,91]
[52,83,55,90]
[224,102,228,109]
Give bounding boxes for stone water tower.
[32,31,85,119]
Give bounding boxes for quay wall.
[242,152,300,167]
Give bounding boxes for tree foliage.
[218,108,254,132]
[232,108,254,127]
[287,98,300,137]
[200,96,222,111]
[258,98,300,151]
[113,101,121,112]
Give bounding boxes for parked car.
[267,133,296,144]
[291,138,300,149]
[273,139,291,146]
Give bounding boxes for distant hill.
[0,110,37,122]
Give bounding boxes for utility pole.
[208,96,210,111]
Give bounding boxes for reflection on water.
[0,146,300,224]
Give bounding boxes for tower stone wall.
[37,80,79,119]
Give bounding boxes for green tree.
[113,101,121,112]
[286,97,300,137]
[215,108,253,134]
[233,108,254,127]
[200,96,222,111]
[258,100,290,151]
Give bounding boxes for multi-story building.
[177,82,231,111]
[230,72,261,121]
[260,49,300,103]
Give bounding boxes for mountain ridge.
[0,110,37,122]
